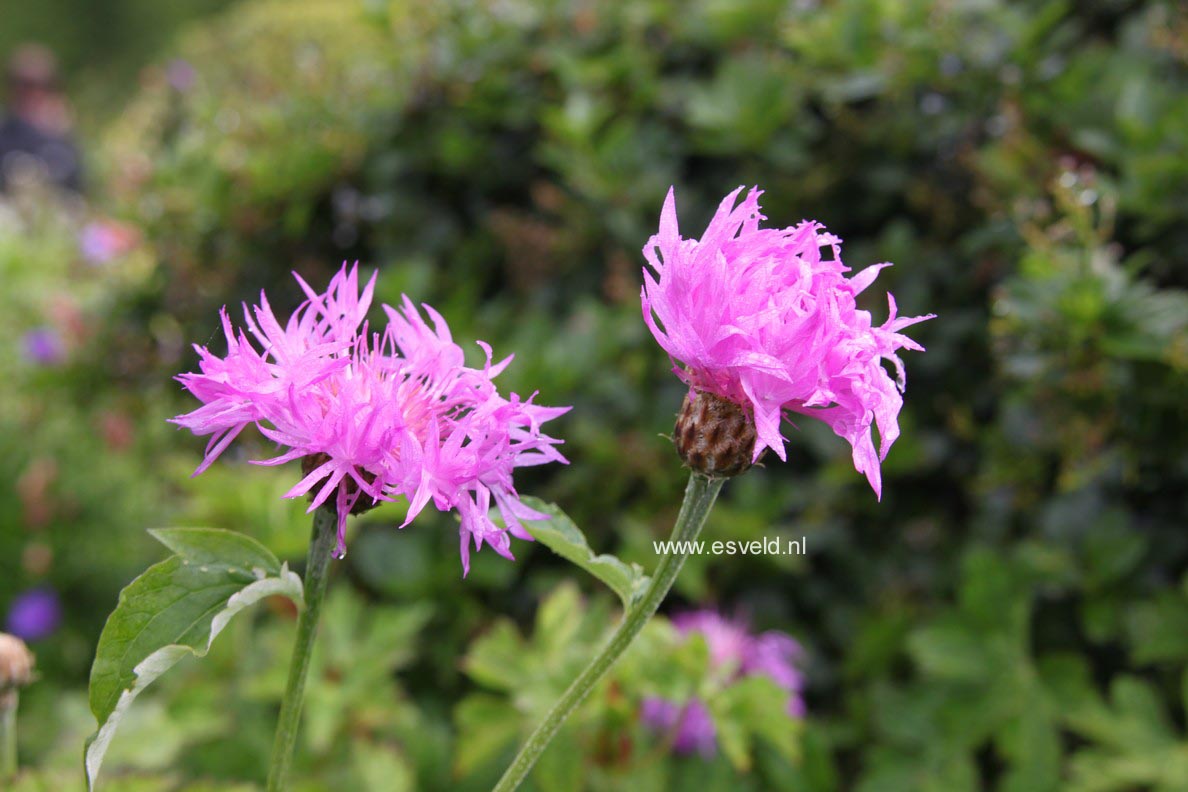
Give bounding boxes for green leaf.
[998,705,1061,792]
[515,496,651,608]
[462,620,528,692]
[1064,675,1188,792]
[535,581,585,657]
[149,527,288,570]
[908,619,992,681]
[714,705,753,773]
[85,528,304,789]
[532,726,584,792]
[454,695,522,778]
[958,548,1027,631]
[1127,591,1188,664]
[709,675,801,772]
[1037,654,1095,715]
[352,740,416,792]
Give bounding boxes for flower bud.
[0,633,34,705]
[673,391,760,478]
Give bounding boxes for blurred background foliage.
[2,0,1187,789]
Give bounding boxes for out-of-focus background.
[2,0,1186,790]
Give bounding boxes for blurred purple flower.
[640,698,718,757]
[22,327,64,365]
[78,220,138,265]
[6,587,62,641]
[641,610,805,756]
[167,59,197,92]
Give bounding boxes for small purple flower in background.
[6,587,62,641]
[640,698,718,757]
[171,264,570,572]
[166,59,197,93]
[22,327,64,366]
[78,220,139,265]
[642,186,934,495]
[641,610,805,756]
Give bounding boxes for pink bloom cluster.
[642,187,934,497]
[171,265,570,573]
[641,611,804,757]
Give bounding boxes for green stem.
[492,473,724,792]
[266,508,337,792]
[1,691,17,783]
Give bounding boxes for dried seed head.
[673,391,760,478]
[301,453,380,516]
[0,633,35,703]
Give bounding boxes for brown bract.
[673,391,761,478]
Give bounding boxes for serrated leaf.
[85,528,304,789]
[515,496,650,608]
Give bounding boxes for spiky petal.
[641,187,934,497]
[172,264,570,571]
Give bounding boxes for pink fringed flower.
[641,611,805,757]
[642,186,934,496]
[172,264,570,573]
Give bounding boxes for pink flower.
[641,611,805,756]
[172,264,570,572]
[78,220,139,265]
[642,186,934,497]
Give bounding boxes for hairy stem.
[492,473,724,792]
[0,691,17,783]
[266,508,336,791]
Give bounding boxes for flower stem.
[266,507,337,792]
[492,473,724,792]
[0,691,17,783]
